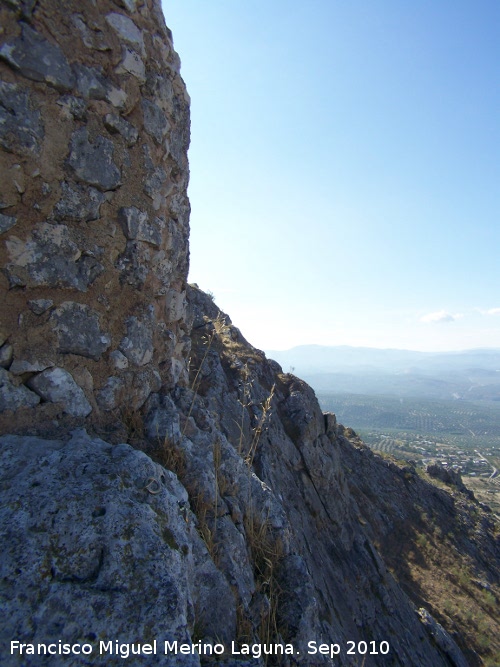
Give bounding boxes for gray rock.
[119,313,154,366]
[0,23,74,91]
[127,368,162,410]
[27,299,54,315]
[106,12,144,52]
[417,608,468,667]
[51,301,111,361]
[0,79,44,156]
[4,223,103,291]
[96,376,124,411]
[104,112,138,146]
[67,128,121,191]
[116,46,146,82]
[27,367,92,417]
[142,98,169,144]
[118,206,163,246]
[116,240,150,288]
[0,344,13,369]
[110,349,129,370]
[56,94,87,120]
[165,289,186,323]
[52,181,106,222]
[144,393,181,443]
[0,368,40,412]
[9,359,53,375]
[144,166,173,210]
[0,212,17,234]
[0,429,236,666]
[73,63,126,108]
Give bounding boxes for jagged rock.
[0,429,235,666]
[106,12,144,52]
[427,463,474,499]
[0,23,74,91]
[0,368,40,411]
[51,301,111,361]
[56,94,87,120]
[67,128,121,191]
[118,206,163,246]
[27,367,92,417]
[116,45,146,82]
[9,359,53,375]
[96,376,124,411]
[73,63,126,108]
[142,98,170,144]
[27,299,54,315]
[4,223,104,291]
[110,349,129,370]
[104,113,138,146]
[0,79,43,156]
[0,212,17,234]
[417,608,468,667]
[52,181,106,222]
[119,313,154,366]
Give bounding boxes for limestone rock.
[0,23,74,91]
[27,367,92,417]
[0,429,235,666]
[0,79,44,156]
[106,12,144,53]
[67,128,121,191]
[0,212,18,234]
[104,113,139,146]
[51,301,111,361]
[0,368,40,411]
[119,313,154,366]
[4,223,103,291]
[52,181,106,222]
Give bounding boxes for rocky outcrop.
[1,3,499,667]
[0,0,191,429]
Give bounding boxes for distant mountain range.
[265,345,500,401]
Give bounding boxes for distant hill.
[266,345,500,401]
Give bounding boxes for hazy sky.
[164,1,499,352]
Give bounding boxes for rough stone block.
[67,128,121,191]
[106,13,144,53]
[51,301,111,361]
[0,79,44,156]
[141,98,169,144]
[52,181,106,222]
[0,212,17,234]
[0,23,74,91]
[118,206,163,246]
[27,367,92,416]
[104,113,138,146]
[0,368,40,412]
[4,223,103,291]
[119,314,154,366]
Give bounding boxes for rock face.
[0,0,191,426]
[1,3,499,667]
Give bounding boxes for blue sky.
[163,1,499,352]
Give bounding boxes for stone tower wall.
[0,0,191,424]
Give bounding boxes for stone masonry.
[0,0,191,424]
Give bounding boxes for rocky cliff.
[1,2,499,666]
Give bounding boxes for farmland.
[316,392,500,516]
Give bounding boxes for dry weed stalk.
[245,384,275,467]
[183,313,229,435]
